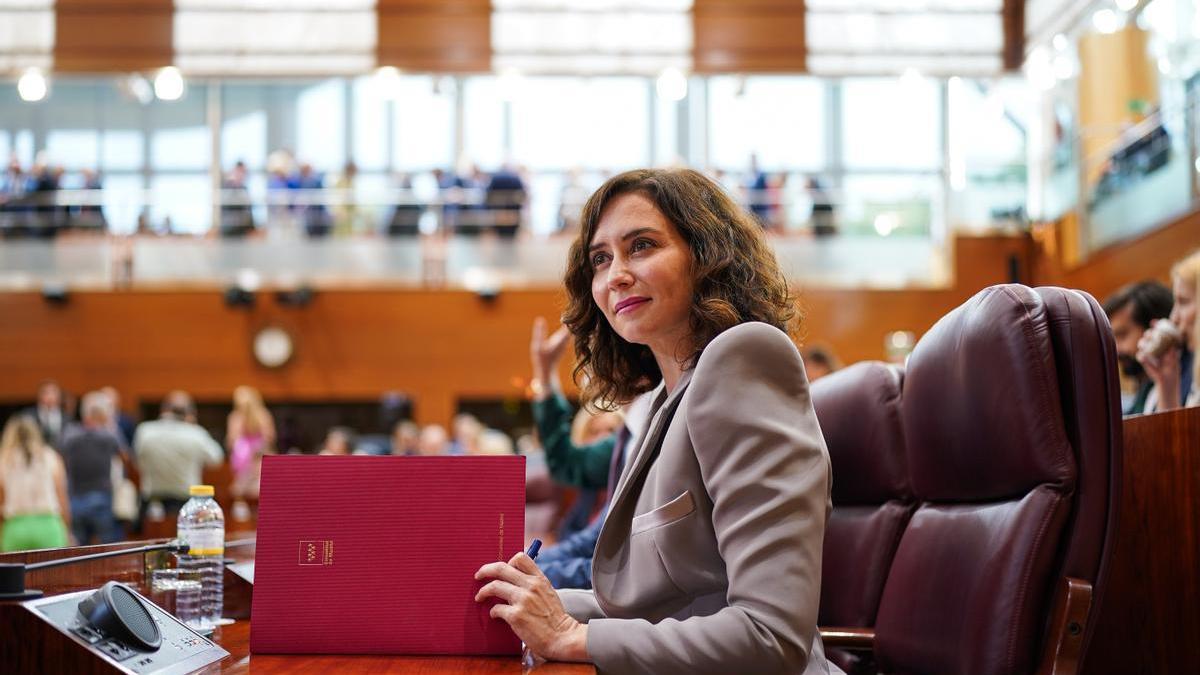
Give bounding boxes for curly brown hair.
[562,168,799,409]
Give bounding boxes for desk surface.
[0,539,595,674]
[203,620,593,674]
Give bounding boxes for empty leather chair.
[819,284,1122,675]
[811,362,913,675]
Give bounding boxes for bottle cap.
[189,485,215,497]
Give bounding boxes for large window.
[2,70,1019,240]
[708,76,826,171]
[510,77,650,170]
[392,76,454,171]
[843,78,943,170]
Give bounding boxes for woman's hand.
[1137,335,1182,411]
[475,552,588,662]
[530,318,571,398]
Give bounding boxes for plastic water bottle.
[176,485,224,629]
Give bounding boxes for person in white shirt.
[133,391,224,518]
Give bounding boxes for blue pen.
[526,538,542,561]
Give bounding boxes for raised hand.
[530,317,571,396]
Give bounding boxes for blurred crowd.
[0,153,106,236]
[219,149,532,239]
[1,149,841,239]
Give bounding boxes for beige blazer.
[560,322,837,675]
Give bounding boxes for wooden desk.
[0,540,594,674]
[205,620,589,674]
[1083,406,1200,674]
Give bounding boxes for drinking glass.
[149,568,203,628]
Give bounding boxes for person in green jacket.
[530,317,615,491]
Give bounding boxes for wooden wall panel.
[55,0,173,73]
[1031,207,1200,302]
[694,0,806,73]
[1077,26,1159,185]
[0,235,1039,429]
[377,0,490,73]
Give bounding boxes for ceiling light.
[873,212,900,237]
[899,67,924,86]
[1024,47,1057,92]
[126,74,154,105]
[497,67,524,101]
[656,67,687,102]
[374,65,402,100]
[1092,9,1121,34]
[1052,34,1069,52]
[1115,0,1138,11]
[154,67,185,101]
[17,68,48,102]
[1053,54,1077,80]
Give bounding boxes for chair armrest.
[819,626,876,651]
[1036,577,1093,675]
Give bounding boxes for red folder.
[249,455,525,655]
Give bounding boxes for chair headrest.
[811,361,910,505]
[901,285,1075,501]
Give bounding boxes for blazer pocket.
[631,490,696,536]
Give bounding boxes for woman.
[226,386,275,500]
[475,168,836,674]
[1139,249,1199,411]
[0,415,70,551]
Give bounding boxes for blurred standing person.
[296,163,331,237]
[332,161,361,236]
[1139,250,1200,411]
[432,167,465,232]
[0,156,24,203]
[485,162,527,238]
[266,150,295,232]
[133,391,224,519]
[100,386,137,447]
[220,161,255,237]
[386,172,423,236]
[23,380,66,450]
[558,168,589,234]
[226,386,275,501]
[744,154,770,226]
[0,416,70,551]
[767,173,789,232]
[74,168,106,230]
[806,176,836,237]
[60,391,124,545]
[29,157,63,237]
[100,386,139,534]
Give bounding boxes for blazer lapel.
[608,368,694,518]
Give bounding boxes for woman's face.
[1170,274,1196,348]
[589,192,694,359]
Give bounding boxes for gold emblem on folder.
[299,540,334,566]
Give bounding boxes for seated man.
[1103,280,1173,415]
